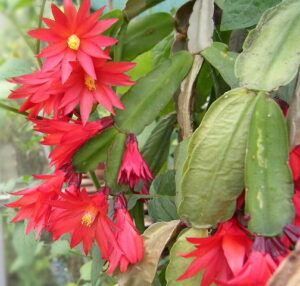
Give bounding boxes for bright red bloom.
[178,219,252,286]
[289,146,300,225]
[32,116,113,170]
[60,59,135,124]
[6,171,65,237]
[118,134,153,189]
[29,0,118,82]
[49,187,117,256]
[220,251,277,286]
[290,146,300,189]
[107,194,144,274]
[9,68,65,118]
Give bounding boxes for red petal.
[77,50,96,79]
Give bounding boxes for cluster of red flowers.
[178,104,300,286]
[7,0,154,274]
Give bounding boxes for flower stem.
[89,171,101,190]
[35,0,47,68]
[130,200,145,233]
[0,102,28,117]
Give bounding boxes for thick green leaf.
[166,228,206,286]
[178,88,260,228]
[221,0,281,30]
[73,127,118,172]
[105,132,127,193]
[235,0,300,91]
[201,42,238,88]
[122,13,174,61]
[245,95,294,236]
[115,51,193,134]
[148,170,178,222]
[142,113,177,175]
[124,0,165,20]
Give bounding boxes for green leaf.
[11,223,43,271]
[50,240,70,257]
[80,261,92,281]
[166,228,206,286]
[122,13,174,61]
[0,59,33,79]
[105,132,127,193]
[124,0,165,20]
[115,51,193,134]
[117,51,154,95]
[201,42,239,88]
[221,0,281,30]
[142,113,177,175]
[73,127,118,172]
[91,247,104,286]
[102,9,124,38]
[148,170,179,222]
[178,88,260,228]
[235,0,300,91]
[245,95,294,236]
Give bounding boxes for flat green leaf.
[117,51,154,95]
[201,42,238,88]
[105,132,127,193]
[221,0,281,30]
[245,95,294,236]
[102,9,124,38]
[118,220,180,286]
[235,0,300,91]
[178,88,260,228]
[166,228,207,286]
[115,51,193,134]
[50,240,70,257]
[80,261,92,281]
[148,170,179,222]
[142,113,177,175]
[124,0,165,20]
[122,13,174,61]
[91,247,104,286]
[11,223,43,271]
[187,0,214,53]
[73,127,118,172]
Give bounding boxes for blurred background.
[0,0,185,285]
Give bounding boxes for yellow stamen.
[85,75,97,91]
[81,208,97,227]
[67,34,80,50]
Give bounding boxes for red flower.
[6,171,65,237]
[220,251,277,286]
[290,146,300,189]
[29,0,118,82]
[118,134,153,189]
[178,219,252,286]
[49,187,117,256]
[9,68,64,118]
[107,194,144,274]
[60,59,135,124]
[289,146,300,225]
[32,116,113,170]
